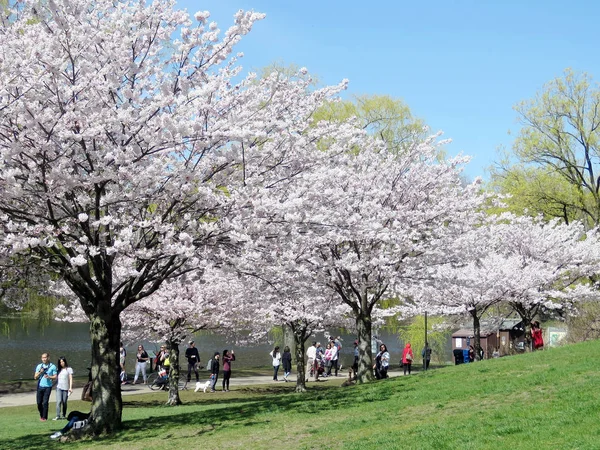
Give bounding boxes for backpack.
[206,358,213,371]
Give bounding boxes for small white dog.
[195,380,211,393]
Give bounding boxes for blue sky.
[178,0,600,180]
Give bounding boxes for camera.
[39,366,47,373]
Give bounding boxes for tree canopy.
[491,69,600,227]
[313,94,429,154]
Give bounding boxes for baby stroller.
[314,354,325,380]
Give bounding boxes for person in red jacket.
[531,321,544,351]
[401,342,414,375]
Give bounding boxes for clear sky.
[178,0,600,180]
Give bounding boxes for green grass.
[2,341,600,449]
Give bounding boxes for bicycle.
[147,368,188,391]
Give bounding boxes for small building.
[497,319,526,355]
[451,328,497,360]
[452,319,528,359]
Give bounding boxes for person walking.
[119,342,127,385]
[422,343,432,370]
[133,345,149,384]
[402,342,414,376]
[185,341,201,383]
[352,340,359,377]
[53,356,73,420]
[120,342,127,363]
[209,351,220,392]
[34,353,58,422]
[270,346,281,381]
[306,342,316,380]
[222,349,235,391]
[282,346,292,382]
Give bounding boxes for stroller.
[314,354,325,380]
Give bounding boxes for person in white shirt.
[306,342,317,378]
[54,356,73,420]
[270,346,281,381]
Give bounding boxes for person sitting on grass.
[50,410,90,439]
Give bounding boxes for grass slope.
[2,340,598,450]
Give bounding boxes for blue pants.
[273,365,279,380]
[56,388,69,418]
[60,413,88,434]
[37,387,52,419]
[210,373,219,391]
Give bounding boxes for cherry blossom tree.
[491,215,600,348]
[0,0,351,433]
[232,242,352,392]
[121,269,236,406]
[313,145,483,381]
[411,249,538,359]
[235,129,485,383]
[411,214,600,355]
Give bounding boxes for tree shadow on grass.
[4,377,406,449]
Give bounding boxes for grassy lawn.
[1,340,599,449]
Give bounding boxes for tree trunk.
[356,312,374,383]
[283,324,296,359]
[292,327,307,393]
[471,310,482,361]
[88,311,123,435]
[512,303,537,352]
[166,340,182,406]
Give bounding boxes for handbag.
[81,381,93,402]
[406,353,413,362]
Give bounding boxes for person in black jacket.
[185,341,201,383]
[282,346,292,382]
[421,344,432,370]
[209,352,220,392]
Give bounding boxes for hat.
[188,340,194,345]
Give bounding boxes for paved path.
[0,369,409,408]
[0,375,285,408]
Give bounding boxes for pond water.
[1,318,407,381]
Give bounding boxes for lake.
[1,318,406,381]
